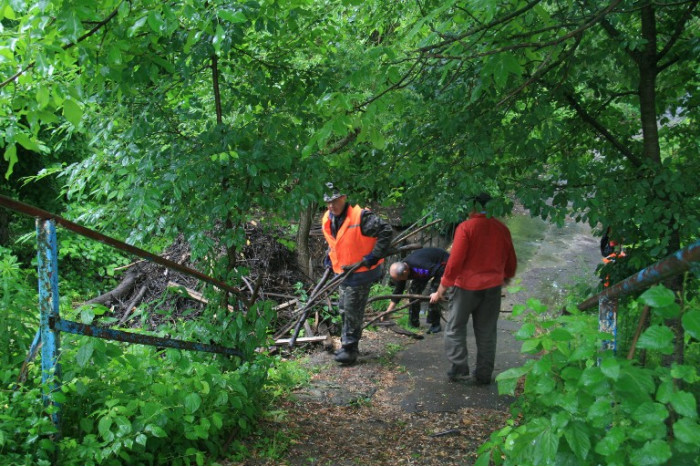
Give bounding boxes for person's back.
[444,214,516,291]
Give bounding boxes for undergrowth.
[478,283,700,466]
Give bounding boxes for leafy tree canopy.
[1,0,698,271]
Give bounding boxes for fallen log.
[85,268,141,306]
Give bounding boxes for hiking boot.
[410,319,420,328]
[472,371,492,385]
[447,364,470,382]
[426,323,442,334]
[334,345,358,365]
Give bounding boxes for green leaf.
[673,418,700,444]
[58,9,83,42]
[63,99,83,126]
[669,391,697,418]
[599,357,620,380]
[563,421,591,461]
[531,422,558,465]
[184,392,202,414]
[656,379,674,403]
[3,144,17,178]
[219,10,247,23]
[629,439,671,465]
[135,433,147,446]
[146,424,167,438]
[98,416,113,441]
[594,426,624,456]
[515,322,536,339]
[521,339,540,353]
[616,366,656,403]
[80,307,95,324]
[75,341,94,367]
[632,401,669,424]
[637,324,675,354]
[669,364,698,383]
[639,285,675,308]
[37,86,50,108]
[682,309,700,339]
[580,366,605,387]
[147,11,164,33]
[549,327,573,341]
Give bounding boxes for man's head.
[472,192,492,211]
[324,182,347,216]
[389,261,410,281]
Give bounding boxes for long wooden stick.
[285,230,432,348]
[363,300,421,328]
[627,305,650,360]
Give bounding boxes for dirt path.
[230,217,601,465]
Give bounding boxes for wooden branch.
[364,300,419,329]
[274,336,328,345]
[118,285,147,326]
[627,305,650,360]
[367,294,430,304]
[212,54,223,125]
[273,299,299,311]
[167,281,235,313]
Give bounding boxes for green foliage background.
[1,0,698,464]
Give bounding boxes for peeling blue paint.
[578,239,700,311]
[36,218,62,434]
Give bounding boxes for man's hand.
[324,255,332,270]
[361,253,379,268]
[430,284,447,304]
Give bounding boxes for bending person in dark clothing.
[386,247,449,333]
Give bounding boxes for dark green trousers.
[338,282,372,347]
[444,285,502,382]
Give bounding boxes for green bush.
[0,284,303,465]
[478,286,700,466]
[0,247,38,374]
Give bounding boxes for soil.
[226,213,602,466]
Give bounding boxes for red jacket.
[441,213,517,291]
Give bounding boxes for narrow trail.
[230,217,602,465]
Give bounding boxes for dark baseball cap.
[323,182,345,202]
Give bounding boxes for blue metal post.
[36,218,61,435]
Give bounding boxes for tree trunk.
[296,203,317,279]
[0,209,8,247]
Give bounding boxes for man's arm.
[360,210,394,258]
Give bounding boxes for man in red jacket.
[430,193,517,384]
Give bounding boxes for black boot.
[409,308,420,328]
[334,343,358,365]
[427,308,442,334]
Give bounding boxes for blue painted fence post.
[36,218,62,436]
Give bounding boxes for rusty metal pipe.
[577,239,700,311]
[0,195,240,296]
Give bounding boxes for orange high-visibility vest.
[322,205,384,274]
[602,251,626,287]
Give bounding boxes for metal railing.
[1,195,245,436]
[577,239,700,351]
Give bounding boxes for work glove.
[323,254,332,270]
[361,253,379,268]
